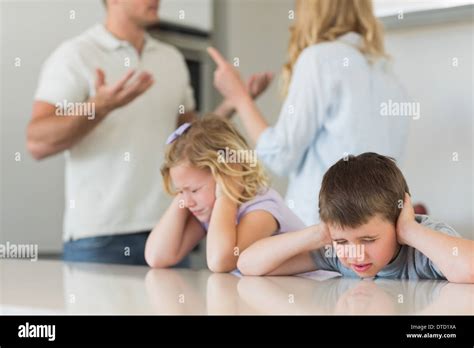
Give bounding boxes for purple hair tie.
[166,123,192,145]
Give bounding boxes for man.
[27,0,271,265]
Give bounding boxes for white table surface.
[1,259,473,315]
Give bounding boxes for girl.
[207,0,409,226]
[145,115,305,272]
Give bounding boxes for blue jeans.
[63,231,190,267]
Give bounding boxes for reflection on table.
[1,260,473,315]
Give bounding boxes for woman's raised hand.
[207,47,252,107]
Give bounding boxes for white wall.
[373,0,474,17]
[160,0,213,31]
[385,20,473,238]
[1,0,106,252]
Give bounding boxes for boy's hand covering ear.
[396,193,416,245]
[312,222,332,248]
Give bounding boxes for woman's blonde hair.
[161,115,269,204]
[281,0,386,96]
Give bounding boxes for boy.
[237,153,474,283]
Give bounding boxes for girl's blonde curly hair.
[161,114,269,204]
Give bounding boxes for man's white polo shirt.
[34,24,195,241]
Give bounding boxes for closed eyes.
[334,239,377,244]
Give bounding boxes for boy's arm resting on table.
[206,195,278,273]
[145,195,206,268]
[397,193,474,283]
[237,224,331,276]
[400,223,474,283]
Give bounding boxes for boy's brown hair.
[319,152,410,228]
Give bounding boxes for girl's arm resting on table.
[206,195,278,273]
[145,195,206,268]
[237,224,331,276]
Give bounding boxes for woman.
[207,0,409,225]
